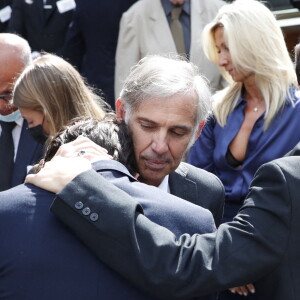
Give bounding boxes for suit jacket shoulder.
[170,162,224,226]
[78,160,217,237]
[193,0,224,12]
[0,183,158,299]
[285,141,300,156]
[115,0,224,98]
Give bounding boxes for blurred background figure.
[13,53,108,146]
[290,0,300,9]
[294,41,300,84]
[0,0,12,32]
[62,0,137,109]
[114,0,226,99]
[187,0,300,298]
[0,33,43,192]
[8,0,74,56]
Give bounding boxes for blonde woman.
[13,53,108,143]
[188,1,300,297]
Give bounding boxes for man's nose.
[151,132,169,154]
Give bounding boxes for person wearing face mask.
[0,33,44,191]
[13,53,108,147]
[26,115,48,145]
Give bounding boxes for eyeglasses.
[0,94,12,102]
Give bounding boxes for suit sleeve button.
[75,201,84,209]
[90,213,99,222]
[82,207,91,216]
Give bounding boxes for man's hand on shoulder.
[25,136,113,193]
[25,156,92,193]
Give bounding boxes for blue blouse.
[188,89,300,222]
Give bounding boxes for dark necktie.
[170,6,186,55]
[0,121,16,191]
[44,0,54,20]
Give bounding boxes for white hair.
[0,33,32,66]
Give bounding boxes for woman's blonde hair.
[13,53,108,136]
[203,0,297,130]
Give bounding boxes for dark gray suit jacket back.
[51,161,225,299]
[53,157,300,300]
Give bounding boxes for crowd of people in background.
[0,0,300,299]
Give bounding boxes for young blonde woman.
[13,53,108,144]
[188,0,300,297]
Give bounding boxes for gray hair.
[120,54,212,143]
[0,33,32,66]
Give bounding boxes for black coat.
[0,0,12,32]
[8,0,74,53]
[61,0,137,108]
[53,156,300,300]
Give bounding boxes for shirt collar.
[236,94,246,108]
[161,0,190,17]
[15,115,24,128]
[157,174,170,193]
[233,92,266,122]
[93,159,171,193]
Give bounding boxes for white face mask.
[0,109,21,122]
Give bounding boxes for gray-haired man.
[26,55,225,300]
[28,54,224,225]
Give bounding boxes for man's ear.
[195,121,205,139]
[116,98,125,121]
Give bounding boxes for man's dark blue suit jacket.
[12,120,44,187]
[0,160,215,299]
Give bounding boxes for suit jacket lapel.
[33,0,45,26]
[43,0,56,24]
[148,0,177,53]
[12,120,44,186]
[190,0,205,64]
[285,141,300,156]
[169,164,198,204]
[92,160,137,182]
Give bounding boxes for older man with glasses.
[0,33,43,191]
